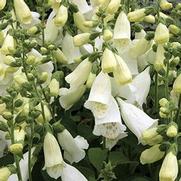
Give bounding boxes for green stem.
[176,95,181,126]
[155,72,159,114]
[165,60,170,99]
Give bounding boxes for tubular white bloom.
[154,23,169,44]
[71,0,91,14]
[54,5,68,27]
[44,11,59,43]
[65,58,92,88]
[113,54,132,85]
[0,0,6,10]
[159,151,178,181]
[93,96,127,139]
[129,67,151,107]
[73,12,90,33]
[43,132,64,179]
[57,129,89,163]
[62,33,81,64]
[14,0,32,24]
[61,163,87,181]
[101,48,117,73]
[117,98,158,141]
[1,34,16,55]
[154,44,165,72]
[84,71,112,118]
[59,85,86,110]
[114,11,131,46]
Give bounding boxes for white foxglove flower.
[117,98,158,141]
[113,54,132,85]
[65,58,92,88]
[43,132,64,179]
[114,11,131,46]
[59,85,86,110]
[44,11,59,43]
[62,33,81,64]
[101,48,117,73]
[84,71,111,118]
[14,0,32,24]
[93,96,127,139]
[135,29,146,39]
[0,0,6,10]
[1,34,16,55]
[54,5,68,27]
[154,23,169,44]
[61,163,87,181]
[57,129,89,163]
[154,44,165,72]
[159,151,178,181]
[129,67,151,107]
[71,0,91,14]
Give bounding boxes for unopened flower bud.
[0,167,11,181]
[173,74,181,94]
[101,48,117,73]
[154,23,169,44]
[14,0,32,24]
[159,98,169,107]
[160,0,173,10]
[4,56,15,65]
[53,48,68,64]
[140,144,165,164]
[27,26,38,35]
[9,143,23,155]
[73,33,90,47]
[0,120,8,131]
[144,15,155,23]
[84,21,97,28]
[103,29,113,41]
[166,123,178,137]
[169,25,180,35]
[54,5,68,27]
[38,72,49,84]
[2,112,13,120]
[49,78,59,97]
[128,8,146,22]
[106,0,121,14]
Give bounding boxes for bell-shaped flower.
[73,12,90,32]
[129,38,152,58]
[159,151,178,181]
[84,71,111,118]
[140,144,165,164]
[127,8,146,22]
[129,67,151,107]
[113,54,132,85]
[93,96,127,140]
[65,58,92,88]
[62,33,81,64]
[106,0,121,14]
[173,74,181,94]
[14,0,32,24]
[101,48,117,73]
[44,11,59,43]
[1,34,16,55]
[59,85,86,110]
[61,163,87,181]
[48,0,61,9]
[114,11,131,46]
[71,0,91,14]
[154,23,169,44]
[117,98,158,141]
[54,5,68,27]
[57,129,89,163]
[43,132,64,179]
[0,0,6,10]
[154,44,165,72]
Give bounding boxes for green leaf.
[88,148,108,171]
[127,176,151,181]
[109,151,129,166]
